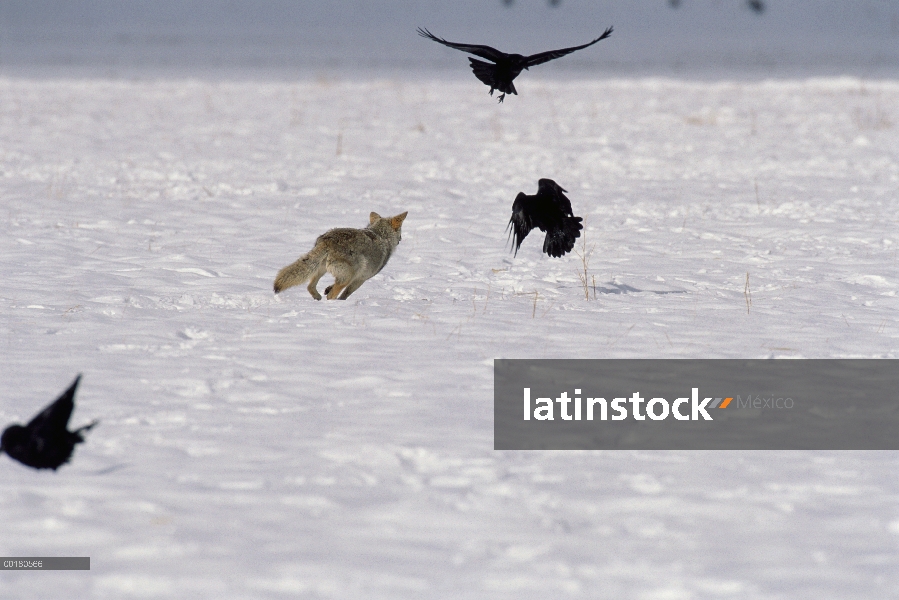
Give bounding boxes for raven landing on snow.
[1,375,98,470]
[508,179,583,258]
[417,26,613,102]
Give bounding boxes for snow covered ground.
[1,73,897,599]
[2,0,899,595]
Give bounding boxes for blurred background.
[0,0,897,77]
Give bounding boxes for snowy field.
[1,73,898,598]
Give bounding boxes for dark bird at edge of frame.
[747,0,765,13]
[1,375,98,470]
[508,179,583,258]
[504,0,562,5]
[417,26,613,102]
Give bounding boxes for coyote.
[273,211,408,300]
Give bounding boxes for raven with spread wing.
[418,26,613,102]
[1,375,98,470]
[508,179,583,258]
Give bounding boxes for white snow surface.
[1,74,899,597]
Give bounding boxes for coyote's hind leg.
[338,279,365,300]
[325,261,353,300]
[306,263,327,300]
[326,282,349,300]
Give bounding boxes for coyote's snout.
[273,211,408,300]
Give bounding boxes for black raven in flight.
[1,375,97,470]
[418,26,613,102]
[508,179,583,258]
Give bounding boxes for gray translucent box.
[0,557,90,570]
[494,360,899,450]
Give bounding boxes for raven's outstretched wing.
[417,28,507,63]
[507,193,535,257]
[524,26,613,67]
[469,59,499,87]
[469,59,518,96]
[537,178,574,216]
[28,375,80,438]
[543,215,583,257]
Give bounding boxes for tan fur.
[273,211,408,300]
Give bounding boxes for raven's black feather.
[1,375,97,470]
[419,26,612,102]
[507,179,583,258]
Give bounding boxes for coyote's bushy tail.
[273,245,326,293]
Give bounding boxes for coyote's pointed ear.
[390,211,408,230]
[369,212,381,224]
